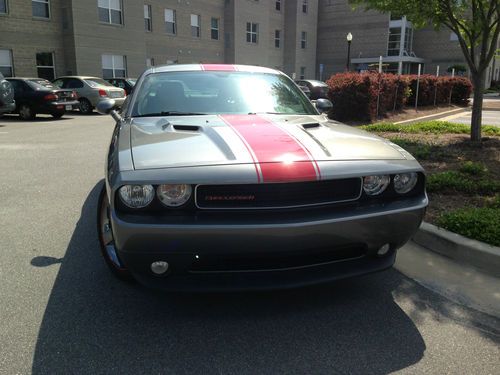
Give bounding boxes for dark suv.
[0,73,15,115]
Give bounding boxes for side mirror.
[97,99,122,122]
[315,98,333,114]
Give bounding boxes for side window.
[117,81,125,89]
[67,79,84,89]
[8,80,24,93]
[52,79,64,88]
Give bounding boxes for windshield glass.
[126,79,137,86]
[131,71,317,117]
[27,79,55,90]
[85,78,114,88]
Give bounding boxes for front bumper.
[110,197,427,291]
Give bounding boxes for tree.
[350,0,500,141]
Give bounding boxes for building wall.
[283,0,319,79]
[0,0,67,77]
[413,27,464,75]
[145,0,224,67]
[70,0,147,78]
[317,0,389,79]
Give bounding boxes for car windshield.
[308,80,328,87]
[131,71,317,117]
[85,78,114,88]
[27,79,55,90]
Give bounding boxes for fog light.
[377,244,391,257]
[151,261,169,275]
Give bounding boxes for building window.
[146,58,155,67]
[275,30,281,48]
[165,9,176,35]
[388,27,401,56]
[0,0,7,14]
[300,67,306,79]
[246,22,258,44]
[98,0,122,25]
[144,5,152,32]
[301,31,307,49]
[36,52,55,81]
[275,0,281,11]
[102,54,126,79]
[211,18,219,40]
[302,0,308,13]
[404,27,413,54]
[0,49,13,77]
[191,14,201,38]
[32,0,50,18]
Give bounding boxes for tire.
[19,104,36,121]
[79,98,93,114]
[51,111,64,119]
[97,186,133,281]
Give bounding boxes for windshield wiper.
[134,111,208,117]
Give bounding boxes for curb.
[413,222,500,277]
[394,107,466,125]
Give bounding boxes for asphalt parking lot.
[0,113,499,374]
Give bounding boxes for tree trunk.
[470,71,486,142]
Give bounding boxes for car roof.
[55,76,101,80]
[146,64,282,75]
[298,79,328,86]
[6,77,51,81]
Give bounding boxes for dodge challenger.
[97,64,427,291]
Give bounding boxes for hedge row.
[325,72,472,122]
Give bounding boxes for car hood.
[129,114,408,171]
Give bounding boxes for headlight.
[157,184,192,207]
[118,185,154,208]
[363,175,390,196]
[393,173,418,194]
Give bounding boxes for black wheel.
[19,104,36,120]
[51,111,64,119]
[79,98,93,114]
[97,186,133,281]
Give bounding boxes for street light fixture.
[346,32,353,71]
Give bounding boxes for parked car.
[106,78,136,95]
[295,79,330,100]
[0,72,16,115]
[52,76,126,114]
[97,64,427,291]
[296,83,311,98]
[5,78,79,120]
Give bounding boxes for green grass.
[427,170,500,194]
[361,121,500,136]
[436,207,500,246]
[458,161,488,176]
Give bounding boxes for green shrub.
[361,121,500,136]
[436,207,500,246]
[427,171,500,194]
[459,161,488,176]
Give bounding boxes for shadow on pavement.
[0,114,73,122]
[32,182,427,374]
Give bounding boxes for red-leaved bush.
[326,72,472,122]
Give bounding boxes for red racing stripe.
[220,114,318,183]
[201,64,237,71]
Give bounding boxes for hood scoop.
[302,123,321,129]
[173,125,200,132]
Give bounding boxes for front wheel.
[97,186,133,281]
[19,104,36,120]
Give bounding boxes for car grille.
[190,245,367,272]
[195,178,362,209]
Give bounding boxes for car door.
[7,80,29,106]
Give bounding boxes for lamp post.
[346,32,353,71]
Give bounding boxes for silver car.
[52,76,126,114]
[97,64,427,291]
